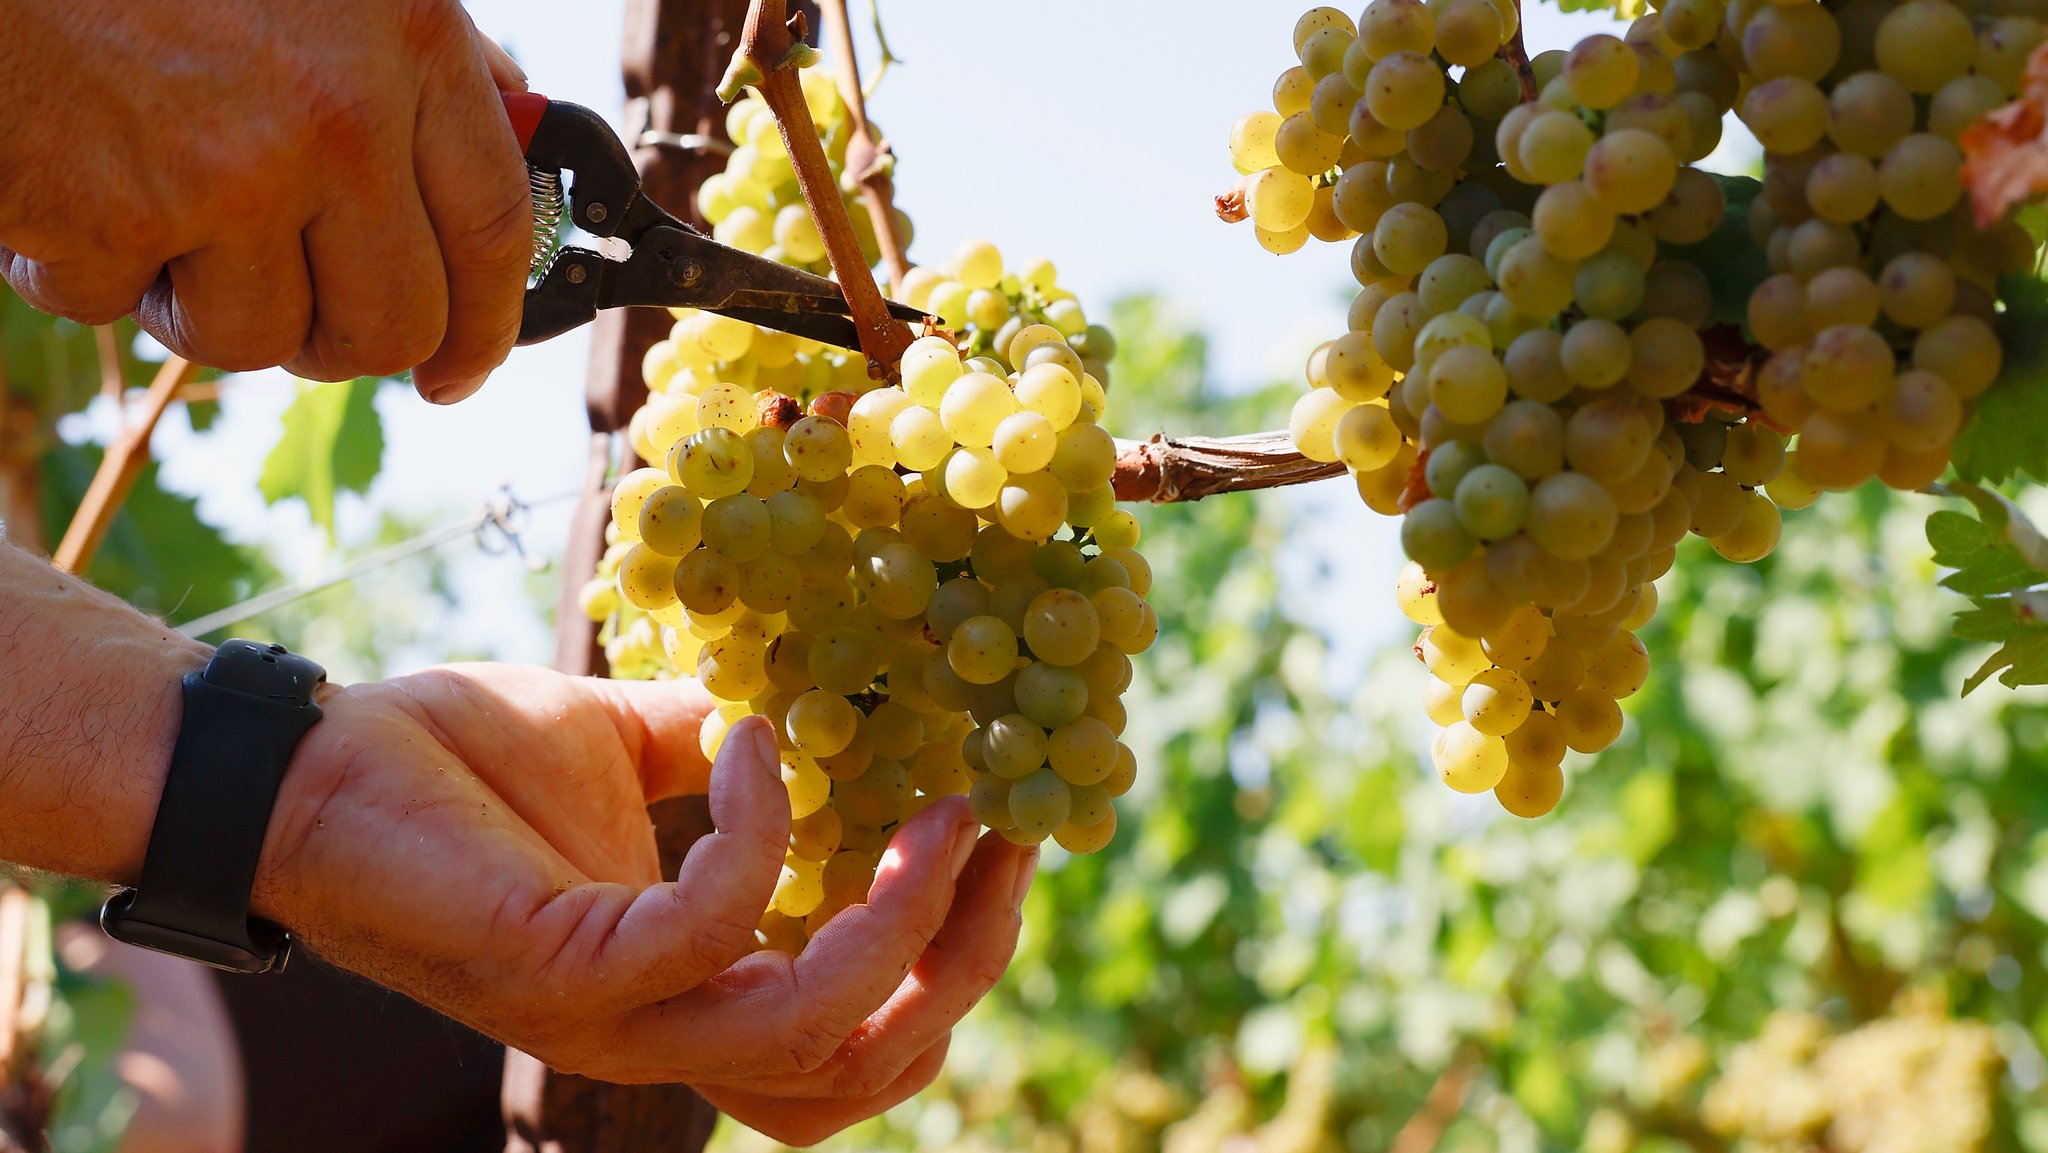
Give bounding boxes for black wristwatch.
[101,640,326,973]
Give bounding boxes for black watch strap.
[101,640,326,973]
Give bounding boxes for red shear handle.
[503,90,549,154]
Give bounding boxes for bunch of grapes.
[1701,1001,2002,1152]
[1232,0,2039,817]
[579,72,1155,955]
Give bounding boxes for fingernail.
[1011,848,1039,906]
[750,719,782,778]
[947,824,978,881]
[424,373,488,405]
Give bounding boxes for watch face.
[99,889,292,974]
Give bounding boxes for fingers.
[292,164,447,382]
[132,236,313,371]
[777,835,1035,1100]
[587,716,789,1011]
[0,246,158,326]
[699,1036,952,1148]
[590,676,722,801]
[467,20,529,93]
[620,797,978,1079]
[408,34,531,403]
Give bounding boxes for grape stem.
[728,0,915,374]
[1114,328,1779,505]
[1112,432,1346,503]
[1499,0,1538,103]
[819,0,912,295]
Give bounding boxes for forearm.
[0,536,210,884]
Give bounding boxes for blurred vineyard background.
[6,279,2046,1151]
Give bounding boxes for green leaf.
[1927,491,2048,692]
[39,444,266,621]
[1952,274,2048,484]
[1926,509,2045,595]
[258,377,385,539]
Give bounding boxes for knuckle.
[330,311,444,378]
[829,1054,895,1101]
[785,1014,846,1075]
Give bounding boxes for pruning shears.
[502,92,926,350]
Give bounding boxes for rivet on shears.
[565,263,589,285]
[674,259,705,289]
[585,203,609,225]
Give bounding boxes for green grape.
[1245,167,1316,231]
[617,544,682,611]
[1047,717,1118,785]
[1803,324,1894,411]
[938,372,1019,449]
[1573,250,1646,322]
[1913,315,2001,398]
[1721,423,1788,487]
[1711,490,1784,562]
[1290,387,1355,462]
[1494,758,1564,817]
[1014,363,1083,430]
[1408,105,1476,173]
[610,467,669,540]
[983,714,1050,780]
[1453,464,1530,541]
[1276,110,1346,174]
[1228,110,1283,173]
[1021,588,1102,666]
[1517,110,1595,186]
[1645,168,1723,245]
[1424,439,1488,499]
[1527,472,1619,559]
[1484,399,1566,480]
[1564,33,1639,109]
[1311,73,1364,136]
[842,465,906,530]
[1803,266,1880,330]
[1418,254,1490,315]
[855,540,937,619]
[671,427,755,499]
[1006,768,1072,841]
[991,411,1059,475]
[744,426,798,497]
[1360,0,1436,57]
[1364,51,1446,131]
[1496,236,1579,317]
[1334,162,1397,234]
[1888,370,1963,452]
[1373,203,1449,275]
[1505,329,1573,403]
[1929,75,2005,142]
[1093,587,1150,654]
[1582,630,1651,699]
[1428,346,1509,424]
[637,486,704,557]
[1433,720,1510,792]
[1436,0,1505,65]
[1875,0,1976,93]
[1555,688,1623,752]
[997,471,1069,543]
[1336,403,1404,472]
[1877,133,1963,221]
[1560,318,1631,389]
[1532,181,1615,261]
[675,549,739,614]
[1878,252,1957,329]
[785,688,859,757]
[1326,331,1397,401]
[836,758,910,828]
[1482,601,1550,670]
[942,445,1007,510]
[1463,666,1535,736]
[1584,129,1678,215]
[1402,498,1477,571]
[806,625,879,695]
[946,614,1019,684]
[1016,662,1089,729]
[1628,318,1705,399]
[1049,423,1118,491]
[1827,70,1915,158]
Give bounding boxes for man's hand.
[255,665,1036,1144]
[0,0,533,401]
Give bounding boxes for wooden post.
[516,1,812,1148]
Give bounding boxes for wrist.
[247,680,356,929]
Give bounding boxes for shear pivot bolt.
[585,203,609,224]
[566,264,589,285]
[674,259,705,289]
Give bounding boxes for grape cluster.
[579,74,1154,954]
[1701,1002,2001,1152]
[1234,0,2036,816]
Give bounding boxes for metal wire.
[173,487,576,639]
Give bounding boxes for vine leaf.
[1928,481,2048,691]
[1951,273,2048,484]
[259,377,385,540]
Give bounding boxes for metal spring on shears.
[526,166,565,278]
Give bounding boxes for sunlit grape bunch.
[1702,999,2002,1152]
[580,80,1157,956]
[1234,0,2039,818]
